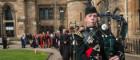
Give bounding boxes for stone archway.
[1,3,15,37]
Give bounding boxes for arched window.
[59,7,65,20]
[2,4,15,37]
[3,5,13,20]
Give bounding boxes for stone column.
[16,0,26,38]
[25,0,37,34]
[127,0,139,37]
[67,0,85,28]
[0,8,2,37]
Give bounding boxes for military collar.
[85,26,98,32]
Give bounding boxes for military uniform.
[60,33,71,60]
[72,0,127,59]
[69,31,85,60]
[74,27,123,60]
[70,27,100,60]
[82,27,104,60]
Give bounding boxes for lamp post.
[60,8,64,26]
[59,7,65,33]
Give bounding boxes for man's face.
[84,13,98,27]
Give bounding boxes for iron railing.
[125,38,140,55]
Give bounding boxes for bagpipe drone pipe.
[97,12,128,60]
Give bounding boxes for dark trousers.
[2,40,7,49]
[22,44,26,48]
[62,45,70,60]
[3,44,7,49]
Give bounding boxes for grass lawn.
[0,49,47,60]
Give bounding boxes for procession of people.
[18,5,128,60]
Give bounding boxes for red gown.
[40,35,44,48]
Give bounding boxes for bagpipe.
[70,11,128,60]
[95,10,128,60]
[88,0,127,60]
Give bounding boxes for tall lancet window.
[4,5,13,20]
[2,5,15,37]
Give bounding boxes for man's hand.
[109,55,120,60]
[64,41,67,44]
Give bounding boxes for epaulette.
[74,31,84,38]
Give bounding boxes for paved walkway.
[1,41,140,60]
[35,48,62,60]
[125,53,140,60]
[0,41,62,60]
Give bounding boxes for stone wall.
[0,0,26,38]
[15,0,26,38]
[25,0,37,34]
[67,0,85,28]
[0,0,139,38]
[127,0,139,38]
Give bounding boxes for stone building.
[0,0,139,38]
[0,0,86,38]
[92,0,140,38]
